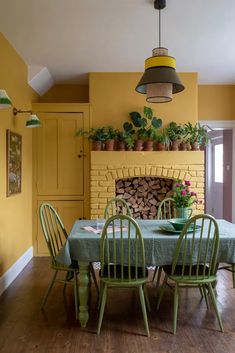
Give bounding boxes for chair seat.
[163,264,215,281]
[100,264,148,281]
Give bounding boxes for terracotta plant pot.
[191,141,200,151]
[143,140,154,151]
[104,139,115,151]
[156,142,166,151]
[134,139,144,151]
[180,142,187,151]
[171,141,179,151]
[92,140,102,151]
[117,141,126,151]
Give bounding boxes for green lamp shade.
[0,89,12,109]
[26,114,41,128]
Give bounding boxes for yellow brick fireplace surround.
[90,151,204,218]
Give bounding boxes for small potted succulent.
[129,106,162,151]
[155,129,170,151]
[76,127,107,151]
[166,122,185,151]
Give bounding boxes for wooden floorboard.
[0,258,234,353]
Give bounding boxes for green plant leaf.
[144,106,153,119]
[152,117,162,129]
[130,112,143,127]
[123,121,134,132]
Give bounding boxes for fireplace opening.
[116,177,174,219]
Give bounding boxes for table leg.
[78,262,90,327]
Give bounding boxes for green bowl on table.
[168,218,189,231]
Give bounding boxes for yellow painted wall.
[198,85,235,120]
[40,84,89,103]
[89,72,198,128]
[0,33,38,276]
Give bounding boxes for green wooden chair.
[157,214,224,334]
[104,197,132,219]
[97,214,150,336]
[39,202,99,319]
[157,197,175,220]
[152,197,175,284]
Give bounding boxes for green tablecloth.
[56,219,235,267]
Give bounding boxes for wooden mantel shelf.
[91,151,204,166]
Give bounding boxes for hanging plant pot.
[104,139,115,151]
[117,141,126,151]
[143,140,154,151]
[156,142,166,151]
[171,140,179,151]
[92,140,102,151]
[134,139,144,151]
[191,141,200,151]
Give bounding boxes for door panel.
[59,116,83,194]
[36,112,84,195]
[37,200,84,255]
[37,118,59,194]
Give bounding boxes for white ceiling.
[1,0,235,85]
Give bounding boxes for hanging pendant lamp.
[136,0,184,103]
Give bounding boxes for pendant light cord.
[159,8,161,48]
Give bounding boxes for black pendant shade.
[135,0,185,103]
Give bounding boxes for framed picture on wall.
[6,129,22,197]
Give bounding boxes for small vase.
[175,207,193,219]
[143,140,154,151]
[92,140,102,151]
[171,141,179,151]
[134,139,144,151]
[117,141,126,151]
[191,141,200,151]
[180,142,187,151]
[156,142,166,151]
[104,139,115,151]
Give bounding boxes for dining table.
[56,218,235,328]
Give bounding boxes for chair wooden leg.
[98,281,104,310]
[156,274,167,310]
[155,266,162,292]
[232,264,235,288]
[41,270,58,310]
[97,283,108,335]
[139,285,150,337]
[90,264,99,295]
[143,284,151,312]
[74,271,79,320]
[208,283,224,332]
[173,283,179,335]
[202,285,209,309]
[199,285,203,298]
[152,266,158,282]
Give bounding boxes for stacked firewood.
[116,177,173,219]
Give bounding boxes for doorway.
[205,129,233,221]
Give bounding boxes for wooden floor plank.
[0,258,234,353]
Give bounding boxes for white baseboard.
[0,246,33,296]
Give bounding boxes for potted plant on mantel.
[104,126,117,151]
[128,106,162,151]
[155,129,170,151]
[166,122,185,151]
[76,127,107,151]
[184,122,209,150]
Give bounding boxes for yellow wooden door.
[36,112,84,196]
[37,200,84,255]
